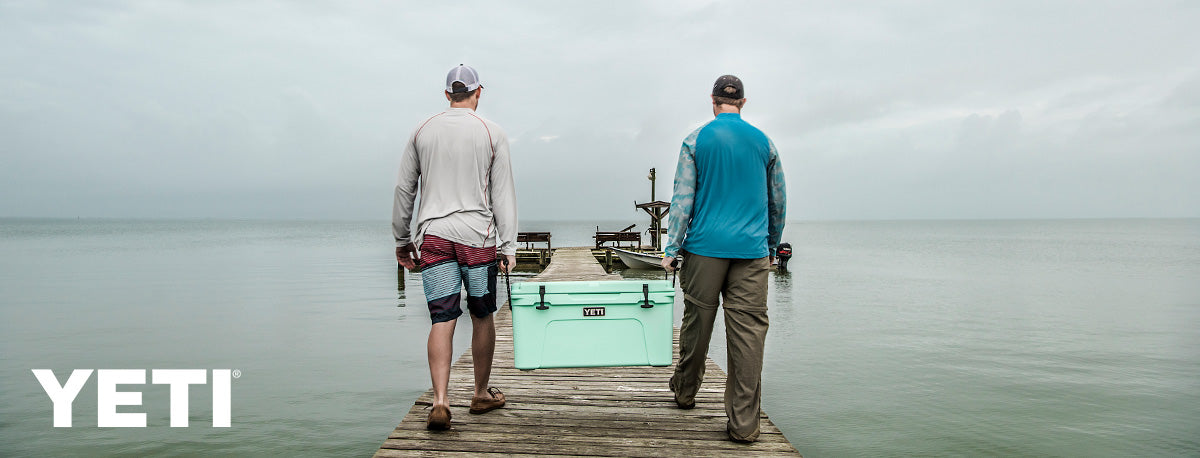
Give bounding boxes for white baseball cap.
[445,64,481,93]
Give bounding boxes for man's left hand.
[662,256,677,273]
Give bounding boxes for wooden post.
[648,168,656,202]
[396,266,405,291]
[649,207,659,251]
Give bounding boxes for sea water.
[1,218,1197,456]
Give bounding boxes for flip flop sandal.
[469,387,506,414]
[426,405,451,430]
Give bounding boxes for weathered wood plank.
[374,246,801,457]
[402,401,760,420]
[375,451,548,458]
[380,439,793,458]
[528,246,620,281]
[389,422,790,442]
[382,431,801,452]
[410,388,731,405]
[391,419,787,436]
[389,416,787,435]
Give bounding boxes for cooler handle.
[536,285,549,310]
[641,283,652,308]
[664,258,679,287]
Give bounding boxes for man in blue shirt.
[662,74,786,443]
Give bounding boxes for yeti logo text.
[31,369,233,428]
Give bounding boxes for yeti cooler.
[510,280,674,370]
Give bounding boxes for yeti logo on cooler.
[582,307,605,317]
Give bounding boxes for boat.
[610,247,665,270]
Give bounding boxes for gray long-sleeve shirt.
[392,107,518,256]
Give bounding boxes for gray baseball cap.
[445,64,481,93]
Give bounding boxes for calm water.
[1,218,1197,457]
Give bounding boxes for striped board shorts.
[419,234,498,324]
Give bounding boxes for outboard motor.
[776,242,793,272]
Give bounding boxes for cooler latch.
[641,283,652,308]
[536,285,549,310]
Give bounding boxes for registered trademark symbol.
[232,369,242,379]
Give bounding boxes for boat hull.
[610,248,664,269]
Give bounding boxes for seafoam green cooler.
[510,280,674,370]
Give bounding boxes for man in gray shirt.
[393,64,518,430]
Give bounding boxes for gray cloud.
[1,1,1197,220]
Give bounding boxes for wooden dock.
[375,247,801,457]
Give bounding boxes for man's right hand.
[396,244,418,270]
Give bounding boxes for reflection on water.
[395,267,407,304]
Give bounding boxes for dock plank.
[375,247,801,457]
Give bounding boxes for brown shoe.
[469,387,506,414]
[426,405,451,431]
[669,375,695,409]
[728,427,758,443]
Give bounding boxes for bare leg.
[470,313,496,398]
[428,319,458,408]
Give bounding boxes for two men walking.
[393,67,786,442]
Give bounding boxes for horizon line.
[2,215,1197,223]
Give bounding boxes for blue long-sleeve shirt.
[665,113,786,259]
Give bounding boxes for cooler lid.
[511,280,674,295]
[509,280,674,308]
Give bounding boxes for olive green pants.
[671,251,770,441]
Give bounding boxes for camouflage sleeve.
[665,127,702,258]
[766,138,787,256]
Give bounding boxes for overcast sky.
[1,1,1197,221]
